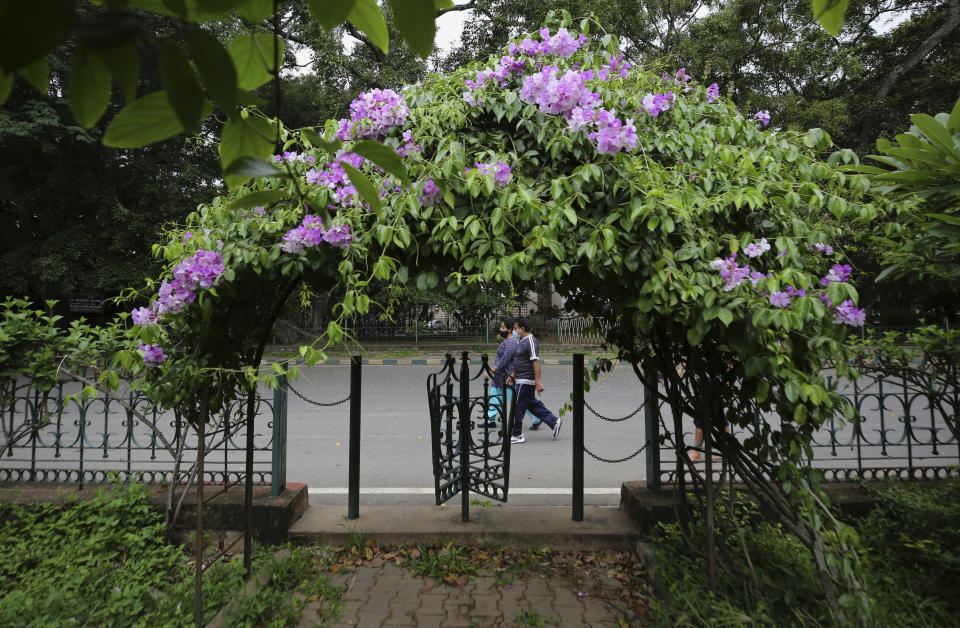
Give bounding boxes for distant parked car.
[424,319,446,331]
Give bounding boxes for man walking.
[485,317,537,429]
[509,317,562,444]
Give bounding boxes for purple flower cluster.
[834,300,866,326]
[820,264,852,286]
[281,214,325,254]
[336,89,409,141]
[743,238,770,258]
[466,55,527,93]
[274,151,316,164]
[281,214,353,254]
[131,307,158,325]
[154,250,225,317]
[754,110,771,126]
[397,130,422,157]
[709,240,865,326]
[706,83,720,103]
[673,68,692,92]
[139,343,165,367]
[710,255,752,291]
[304,150,365,206]
[641,92,676,118]
[420,178,441,207]
[322,225,352,249]
[468,161,512,187]
[589,110,638,155]
[519,66,600,115]
[507,27,587,58]
[598,54,631,80]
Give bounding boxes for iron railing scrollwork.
[0,378,287,489]
[427,352,513,521]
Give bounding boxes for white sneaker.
[553,418,563,440]
[510,434,525,444]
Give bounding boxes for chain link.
[287,383,351,407]
[584,399,644,422]
[583,441,649,464]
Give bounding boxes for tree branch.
[437,1,477,17]
[876,0,960,98]
[343,22,386,63]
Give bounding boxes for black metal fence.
[645,369,959,489]
[0,378,290,496]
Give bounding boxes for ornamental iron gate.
[427,352,513,521]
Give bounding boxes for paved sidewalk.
[298,562,628,627]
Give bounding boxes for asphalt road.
[285,363,649,507]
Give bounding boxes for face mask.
[499,329,510,338]
[512,330,521,339]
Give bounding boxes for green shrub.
[651,479,960,627]
[0,482,242,627]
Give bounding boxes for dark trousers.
[512,383,558,436]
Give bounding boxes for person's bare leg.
[689,427,703,461]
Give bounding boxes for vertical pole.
[243,385,256,576]
[415,308,418,345]
[485,315,489,345]
[459,351,471,522]
[572,354,584,521]
[348,356,362,519]
[194,387,210,628]
[270,375,288,497]
[644,368,661,492]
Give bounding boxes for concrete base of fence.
[0,481,309,545]
[620,480,946,531]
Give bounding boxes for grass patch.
[0,482,343,627]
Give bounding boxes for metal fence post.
[270,374,288,497]
[643,367,661,492]
[573,353,584,521]
[348,355,362,519]
[459,351,471,522]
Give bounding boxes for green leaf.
[308,0,357,29]
[19,57,49,93]
[220,115,277,187]
[237,0,274,22]
[686,327,703,346]
[947,94,960,135]
[0,0,74,74]
[70,46,112,128]
[158,41,205,130]
[228,33,284,91]
[353,139,410,186]
[104,90,211,147]
[389,0,435,58]
[223,156,286,179]
[347,0,388,53]
[226,188,290,210]
[98,41,139,102]
[341,162,382,215]
[910,113,960,162]
[187,29,238,113]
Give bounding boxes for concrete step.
[287,504,639,550]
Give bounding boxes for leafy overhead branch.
[876,0,960,98]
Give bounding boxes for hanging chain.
[583,441,649,464]
[584,399,644,422]
[287,383,351,407]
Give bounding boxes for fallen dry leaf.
[418,583,434,594]
[456,575,470,587]
[410,548,421,559]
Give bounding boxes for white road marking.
[307,487,620,495]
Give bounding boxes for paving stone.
[381,605,418,626]
[409,612,446,628]
[417,591,449,615]
[470,593,501,618]
[523,575,553,598]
